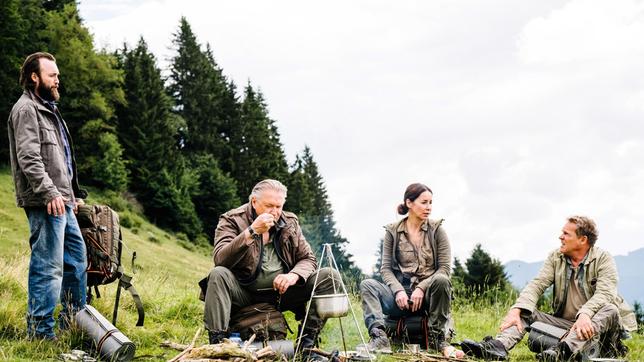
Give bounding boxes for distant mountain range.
[504,247,644,306]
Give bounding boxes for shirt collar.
[396,217,429,233]
[35,93,57,111]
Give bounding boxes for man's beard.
[38,82,60,102]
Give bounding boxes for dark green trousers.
[204,266,341,337]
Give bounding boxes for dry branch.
[168,327,202,362]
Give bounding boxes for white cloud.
[79,0,644,273]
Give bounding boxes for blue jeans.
[25,205,86,338]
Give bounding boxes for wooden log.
[168,327,202,362]
[161,341,190,351]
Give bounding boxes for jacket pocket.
[40,127,59,145]
[396,241,417,267]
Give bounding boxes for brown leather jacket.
[213,203,317,285]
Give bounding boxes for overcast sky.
[78,0,644,273]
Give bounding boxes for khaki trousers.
[496,304,621,354]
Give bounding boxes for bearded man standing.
[7,52,88,340]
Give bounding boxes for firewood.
[161,341,190,351]
[185,340,254,361]
[168,327,202,362]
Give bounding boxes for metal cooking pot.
[312,293,349,318]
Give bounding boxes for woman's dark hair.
[20,52,56,91]
[397,183,433,215]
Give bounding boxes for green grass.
[0,168,642,361]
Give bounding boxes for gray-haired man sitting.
[203,179,341,361]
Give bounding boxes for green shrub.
[120,211,142,229]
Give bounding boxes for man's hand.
[499,308,524,332]
[410,288,424,312]
[273,273,299,294]
[47,196,65,216]
[395,290,409,310]
[572,313,595,340]
[251,213,275,234]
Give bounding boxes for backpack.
[384,313,455,349]
[77,204,144,326]
[229,303,290,341]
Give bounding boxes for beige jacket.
[513,246,637,331]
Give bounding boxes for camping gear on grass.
[384,313,430,349]
[248,340,295,358]
[384,310,455,349]
[229,302,289,341]
[77,204,144,326]
[299,244,371,360]
[75,304,136,361]
[312,293,349,319]
[527,321,567,353]
[528,321,602,359]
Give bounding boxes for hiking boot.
[208,330,228,344]
[298,330,329,362]
[536,342,573,362]
[461,336,508,360]
[356,327,392,353]
[428,330,448,352]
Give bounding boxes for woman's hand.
[395,290,409,310]
[410,288,424,312]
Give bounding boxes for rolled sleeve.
[512,252,556,312]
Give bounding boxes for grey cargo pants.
[204,266,341,336]
[496,304,621,355]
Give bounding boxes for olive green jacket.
[513,246,637,331]
[381,217,451,295]
[212,203,317,285]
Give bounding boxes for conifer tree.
[295,146,362,280]
[284,154,314,215]
[231,83,289,198]
[452,257,467,282]
[42,3,126,185]
[370,238,385,282]
[462,243,508,294]
[0,0,50,164]
[168,18,234,161]
[0,0,25,164]
[190,154,240,239]
[116,38,201,239]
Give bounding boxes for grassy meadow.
[0,168,641,361]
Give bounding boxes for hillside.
[0,168,642,361]
[505,248,644,306]
[0,168,215,360]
